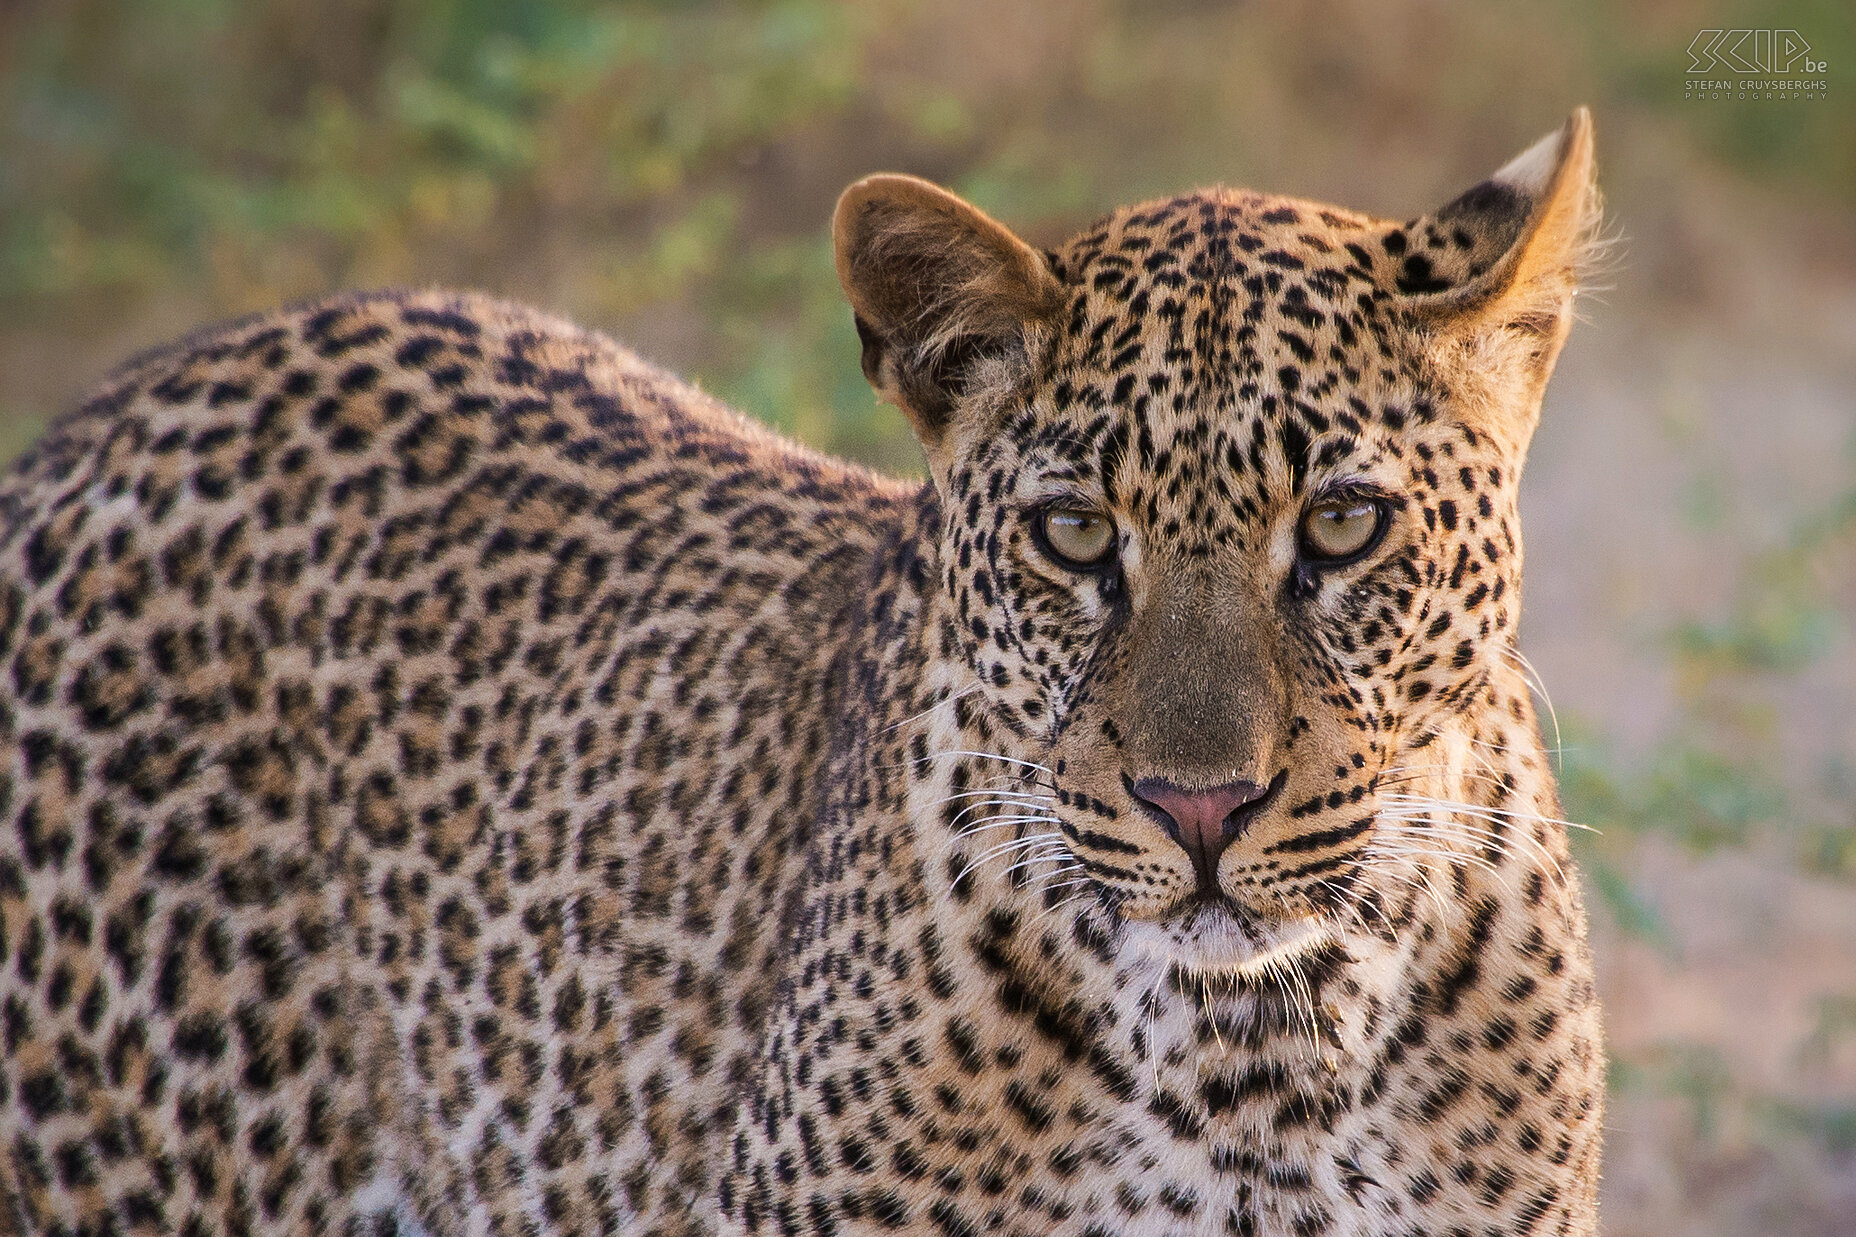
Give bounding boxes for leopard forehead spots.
[4,112,1604,1237]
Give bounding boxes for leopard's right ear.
[833,175,1063,465]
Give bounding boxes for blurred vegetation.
[2,0,1851,465]
[1565,441,1856,914]
[0,0,914,463]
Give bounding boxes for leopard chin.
[1122,894,1336,980]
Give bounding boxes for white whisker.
[1356,853,1453,921]
[1501,644,1563,765]
[1381,793,1597,834]
[1029,883,1096,927]
[1374,807,1569,881]
[961,830,1066,865]
[931,788,1055,810]
[880,682,984,735]
[949,807,1064,832]
[1308,876,1376,938]
[1283,950,1321,1060]
[950,831,1069,885]
[950,798,1069,828]
[912,750,1055,775]
[1000,851,1076,880]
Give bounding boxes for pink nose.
[1130,777,1275,890]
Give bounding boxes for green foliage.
[5,0,1853,469]
[708,232,922,473]
[1573,843,1673,945]
[0,0,870,306]
[1564,732,1790,853]
[1585,0,1855,196]
[1563,460,1856,930]
[1671,471,1856,673]
[1610,1039,1856,1155]
[0,410,48,466]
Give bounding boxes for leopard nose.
[1129,776,1277,888]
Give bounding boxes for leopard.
[0,109,1606,1237]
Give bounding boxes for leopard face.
[839,115,1596,979]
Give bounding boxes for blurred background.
[1,1,1852,1231]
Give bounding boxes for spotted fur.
[1,112,1604,1237]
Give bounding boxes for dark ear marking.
[1434,180,1529,239]
[851,313,1011,441]
[1399,108,1601,357]
[852,313,886,388]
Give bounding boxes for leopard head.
[836,111,1600,975]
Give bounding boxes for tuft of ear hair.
[1401,108,1604,392]
[833,175,1064,457]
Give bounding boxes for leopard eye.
[1299,498,1385,563]
[1036,507,1116,570]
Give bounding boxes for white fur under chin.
[1123,901,1335,982]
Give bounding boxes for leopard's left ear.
[833,174,1064,482]
[1398,108,1601,405]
